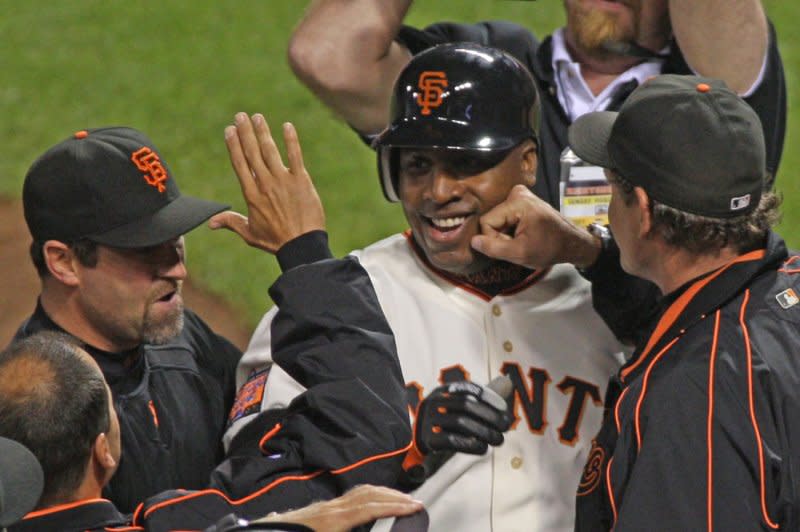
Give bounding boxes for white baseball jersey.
[226,233,626,531]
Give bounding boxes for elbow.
[288,32,350,96]
[287,31,320,86]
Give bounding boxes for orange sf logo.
[576,439,605,496]
[417,71,448,115]
[131,147,169,193]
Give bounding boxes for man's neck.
[564,39,645,96]
[649,247,743,296]
[36,472,104,512]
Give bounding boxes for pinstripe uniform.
[575,232,800,531]
[229,233,626,531]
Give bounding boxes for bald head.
[0,332,111,507]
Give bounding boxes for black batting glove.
[415,380,513,456]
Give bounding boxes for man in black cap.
[11,127,242,512]
[476,74,800,530]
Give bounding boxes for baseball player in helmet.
[229,43,625,531]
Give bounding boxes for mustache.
[150,280,183,302]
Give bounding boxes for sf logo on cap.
[417,71,448,116]
[131,147,169,193]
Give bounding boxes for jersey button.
[492,304,502,316]
[503,340,513,352]
[511,456,523,469]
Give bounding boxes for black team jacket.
[12,304,242,513]
[575,232,800,531]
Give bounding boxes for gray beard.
[142,299,185,345]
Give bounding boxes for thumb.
[209,211,251,238]
[471,233,519,262]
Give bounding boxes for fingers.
[224,125,258,200]
[478,184,533,234]
[251,113,287,177]
[471,233,525,262]
[416,381,512,455]
[208,210,250,237]
[256,485,424,532]
[220,113,326,252]
[344,484,420,505]
[283,122,307,176]
[233,113,271,184]
[335,486,424,527]
[428,417,505,453]
[425,397,509,445]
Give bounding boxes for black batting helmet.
[373,42,541,202]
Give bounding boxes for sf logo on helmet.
[416,71,449,115]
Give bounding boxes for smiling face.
[564,0,670,56]
[397,142,537,275]
[73,237,187,351]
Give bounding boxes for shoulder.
[350,233,407,258]
[535,263,593,305]
[349,233,419,275]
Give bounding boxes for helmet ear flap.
[378,147,401,202]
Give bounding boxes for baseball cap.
[568,74,766,218]
[23,127,229,248]
[0,436,44,527]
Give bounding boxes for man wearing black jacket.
[481,74,799,530]
[12,127,241,512]
[566,74,799,530]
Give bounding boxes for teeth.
[431,216,466,228]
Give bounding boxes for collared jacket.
[575,232,800,531]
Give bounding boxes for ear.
[42,240,81,286]
[634,187,652,238]
[519,141,538,187]
[93,433,117,472]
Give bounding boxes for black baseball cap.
[0,436,43,527]
[23,127,229,248]
[568,74,766,218]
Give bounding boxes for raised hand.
[210,112,325,253]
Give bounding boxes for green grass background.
[2,1,797,328]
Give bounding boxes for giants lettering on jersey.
[405,362,602,447]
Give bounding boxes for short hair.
[29,239,99,278]
[0,332,110,507]
[607,170,780,255]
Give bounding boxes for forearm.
[669,0,767,94]
[288,0,413,133]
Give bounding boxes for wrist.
[575,223,610,272]
[275,230,333,272]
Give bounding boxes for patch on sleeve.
[776,288,799,309]
[227,368,270,425]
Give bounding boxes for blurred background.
[1,1,797,339]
